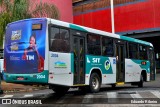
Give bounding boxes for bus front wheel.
[138,75,144,87]
[89,73,101,93]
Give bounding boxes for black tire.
[79,86,88,94]
[111,84,116,88]
[131,82,137,86]
[89,73,101,93]
[138,75,144,87]
[52,86,69,95]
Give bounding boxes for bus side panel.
[102,57,116,84]
[85,55,116,85]
[4,70,49,83]
[125,59,150,82]
[48,52,73,86]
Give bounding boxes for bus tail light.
[4,58,6,72]
[141,61,146,65]
[38,56,44,72]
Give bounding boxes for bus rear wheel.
[89,73,101,93]
[111,84,116,88]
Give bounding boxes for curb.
[2,87,48,94]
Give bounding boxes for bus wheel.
[89,73,101,93]
[138,75,144,88]
[111,84,116,88]
[79,86,88,94]
[52,86,69,95]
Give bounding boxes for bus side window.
[50,27,70,53]
[50,27,60,52]
[87,34,101,55]
[128,43,138,59]
[60,29,70,52]
[102,37,113,57]
[139,45,147,60]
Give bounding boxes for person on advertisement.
[22,33,44,72]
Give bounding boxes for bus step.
[73,84,86,86]
[116,82,124,85]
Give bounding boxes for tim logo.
[26,55,34,60]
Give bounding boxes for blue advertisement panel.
[4,18,46,74]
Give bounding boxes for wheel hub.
[92,77,99,90]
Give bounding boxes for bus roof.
[7,18,46,26]
[7,18,153,47]
[48,18,153,47]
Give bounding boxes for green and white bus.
[3,18,156,93]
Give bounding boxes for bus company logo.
[105,60,110,70]
[54,61,67,68]
[87,57,91,63]
[11,30,21,40]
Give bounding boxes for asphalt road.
[0,74,160,106]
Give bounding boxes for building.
[36,0,73,23]
[73,0,160,68]
[0,0,73,23]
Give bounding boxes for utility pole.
[110,0,115,33]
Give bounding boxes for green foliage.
[0,0,60,48]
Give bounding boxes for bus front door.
[148,47,156,80]
[73,36,85,84]
[115,42,125,82]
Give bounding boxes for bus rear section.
[3,18,48,84]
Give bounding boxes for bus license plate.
[17,77,24,80]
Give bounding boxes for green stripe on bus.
[131,59,150,73]
[120,36,151,46]
[86,55,113,74]
[69,24,88,32]
[71,53,74,73]
[4,70,49,83]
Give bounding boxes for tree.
[0,0,60,48]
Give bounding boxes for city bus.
[3,18,156,93]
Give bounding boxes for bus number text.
[51,54,58,57]
[37,75,45,79]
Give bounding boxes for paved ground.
[1,73,159,93]
[0,88,160,106]
[0,81,47,93]
[0,74,159,106]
